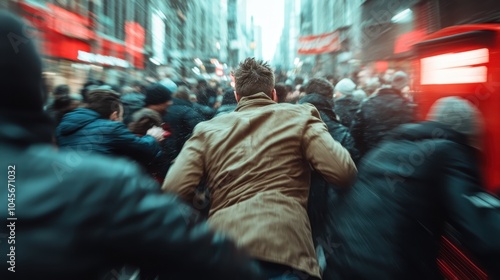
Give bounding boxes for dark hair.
[233,58,275,98]
[274,83,288,103]
[85,90,122,119]
[304,78,334,98]
[53,85,70,97]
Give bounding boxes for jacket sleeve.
[103,165,263,280]
[161,124,205,202]
[110,122,161,165]
[441,146,500,256]
[302,105,357,188]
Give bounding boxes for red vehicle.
[414,24,500,280]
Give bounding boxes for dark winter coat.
[163,98,205,167]
[0,119,264,280]
[350,87,415,157]
[193,102,216,120]
[299,93,359,162]
[121,92,145,125]
[56,108,161,167]
[327,121,499,280]
[299,93,359,277]
[334,96,360,128]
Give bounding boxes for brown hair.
[233,58,274,98]
[85,90,122,119]
[304,78,334,98]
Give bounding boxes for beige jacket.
[162,92,357,278]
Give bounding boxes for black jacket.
[163,98,205,167]
[0,118,263,280]
[327,121,499,280]
[299,94,359,162]
[334,96,360,129]
[299,94,359,278]
[350,87,415,157]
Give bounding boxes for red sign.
[125,22,145,69]
[298,31,340,55]
[46,3,93,40]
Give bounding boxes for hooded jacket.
[56,107,161,166]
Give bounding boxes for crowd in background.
[2,10,500,280]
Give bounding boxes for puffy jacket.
[350,87,415,157]
[0,121,264,280]
[56,108,161,167]
[163,98,205,167]
[327,121,500,280]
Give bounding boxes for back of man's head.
[86,90,122,119]
[304,78,334,98]
[0,11,44,113]
[233,58,275,98]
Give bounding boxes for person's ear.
[271,88,278,102]
[234,91,241,102]
[109,111,119,121]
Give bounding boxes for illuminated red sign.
[420,48,489,85]
[46,3,93,40]
[298,31,340,55]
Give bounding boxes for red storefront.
[17,1,145,94]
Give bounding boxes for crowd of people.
[1,11,499,280]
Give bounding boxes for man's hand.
[147,126,165,142]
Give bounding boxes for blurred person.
[382,68,396,85]
[121,80,146,125]
[162,58,357,280]
[0,11,263,280]
[333,78,359,128]
[163,85,205,172]
[56,89,163,168]
[45,84,80,125]
[274,82,288,103]
[352,89,367,102]
[297,78,359,278]
[365,77,381,96]
[356,69,371,91]
[328,97,500,280]
[128,84,174,182]
[286,84,303,104]
[159,68,178,93]
[299,78,359,162]
[351,71,415,157]
[215,87,238,117]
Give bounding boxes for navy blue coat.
[56,108,161,166]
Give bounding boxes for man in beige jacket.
[163,58,357,279]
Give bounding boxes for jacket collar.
[235,92,276,112]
